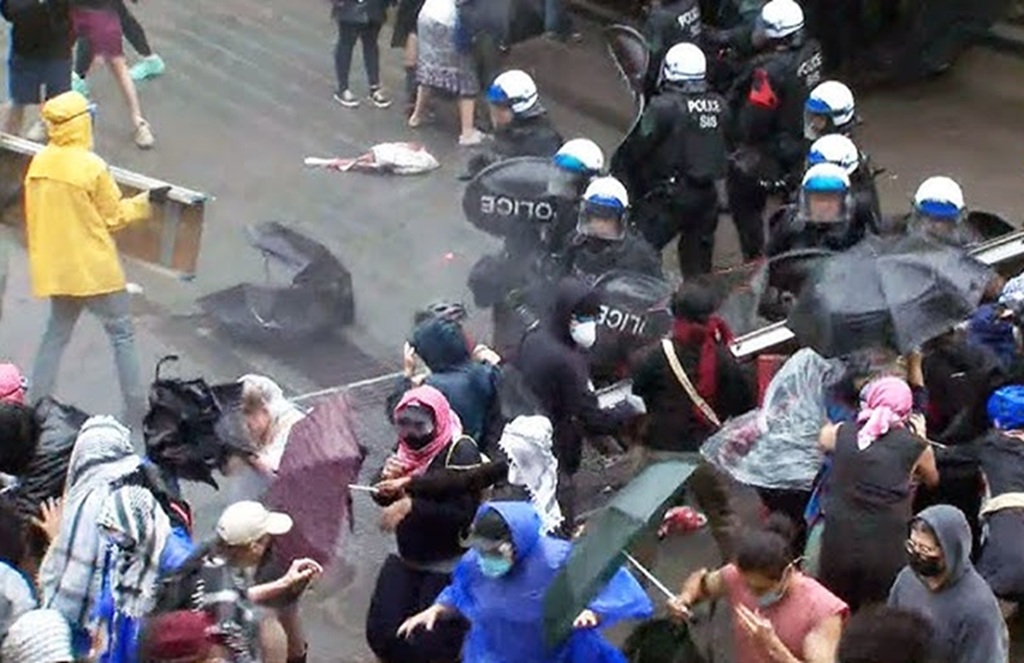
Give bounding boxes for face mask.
[756,583,787,608]
[907,550,945,578]
[570,319,598,349]
[477,554,514,578]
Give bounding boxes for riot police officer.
[463,70,564,179]
[642,0,703,96]
[726,0,823,260]
[617,42,728,276]
[566,176,663,281]
[547,138,606,255]
[806,133,880,233]
[766,162,858,256]
[902,176,980,247]
[804,80,856,141]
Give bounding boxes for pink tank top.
[720,564,848,663]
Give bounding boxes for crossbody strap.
[661,338,721,429]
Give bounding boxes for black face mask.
[907,550,945,578]
[402,432,435,450]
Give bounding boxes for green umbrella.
[543,460,696,646]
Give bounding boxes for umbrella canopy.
[787,235,993,356]
[543,460,696,646]
[263,392,366,568]
[199,223,355,344]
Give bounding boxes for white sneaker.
[23,120,46,142]
[459,129,486,147]
[134,120,155,149]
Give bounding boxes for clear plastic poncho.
[700,349,845,491]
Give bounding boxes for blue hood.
[436,501,651,663]
[413,318,471,372]
[479,501,543,560]
[967,304,1016,369]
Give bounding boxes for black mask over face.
[397,404,436,450]
[907,549,945,578]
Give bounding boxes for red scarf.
[393,385,463,476]
[671,316,735,425]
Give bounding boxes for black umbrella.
[198,222,355,343]
[787,235,993,356]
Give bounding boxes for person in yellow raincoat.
[24,90,168,421]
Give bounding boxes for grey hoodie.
[888,505,1008,663]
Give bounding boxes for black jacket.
[733,38,823,171]
[332,0,389,25]
[923,334,1007,447]
[642,0,702,94]
[765,205,868,257]
[373,436,482,564]
[1,0,71,60]
[631,338,755,452]
[619,84,729,197]
[566,233,663,282]
[515,279,631,474]
[467,112,564,178]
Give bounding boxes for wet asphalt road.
[0,2,1024,659]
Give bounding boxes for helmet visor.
[576,199,626,240]
[798,190,849,225]
[803,106,832,141]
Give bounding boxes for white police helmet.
[554,138,605,175]
[913,176,965,220]
[799,162,852,225]
[487,70,539,115]
[662,42,707,84]
[578,176,630,240]
[804,80,856,140]
[807,134,860,175]
[758,0,804,40]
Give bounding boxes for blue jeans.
[29,290,143,419]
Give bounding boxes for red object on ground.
[756,354,787,406]
[657,506,708,539]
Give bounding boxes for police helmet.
[804,80,856,140]
[807,134,860,175]
[554,138,605,176]
[758,0,804,40]
[487,70,539,115]
[577,176,630,240]
[799,162,852,225]
[662,43,707,84]
[913,176,965,221]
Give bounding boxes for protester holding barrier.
[24,91,169,424]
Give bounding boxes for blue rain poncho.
[435,501,653,663]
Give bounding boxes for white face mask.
[570,319,598,349]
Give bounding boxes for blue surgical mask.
[477,554,514,578]
[756,585,786,608]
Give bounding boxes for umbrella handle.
[623,552,676,600]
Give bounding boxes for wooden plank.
[729,228,1024,358]
[0,132,210,276]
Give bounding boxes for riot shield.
[605,25,650,185]
[589,270,674,385]
[459,0,544,47]
[462,157,562,239]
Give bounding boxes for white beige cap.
[216,500,293,546]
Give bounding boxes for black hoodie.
[515,278,630,474]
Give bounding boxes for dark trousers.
[726,161,768,261]
[635,183,720,276]
[365,554,467,663]
[75,0,151,76]
[334,20,383,91]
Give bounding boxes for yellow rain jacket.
[24,91,151,298]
